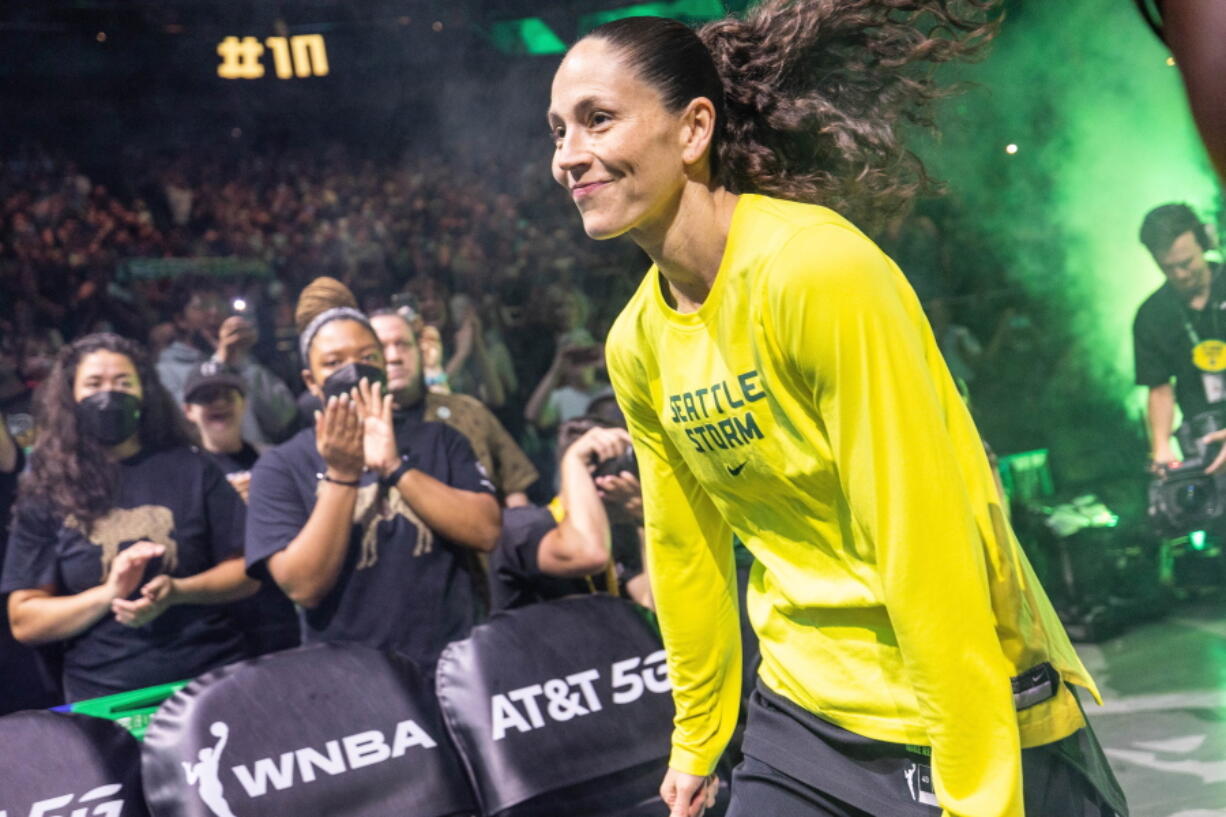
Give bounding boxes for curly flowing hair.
[584,0,999,228]
[17,332,192,529]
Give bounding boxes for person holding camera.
[157,276,297,449]
[244,277,501,665]
[489,417,649,612]
[1132,203,1223,470]
[524,331,613,433]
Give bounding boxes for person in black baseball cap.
[182,360,299,656]
[182,361,255,495]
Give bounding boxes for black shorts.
[728,682,1128,817]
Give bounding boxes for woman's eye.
[550,125,565,143]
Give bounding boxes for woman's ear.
[302,368,320,398]
[679,96,718,168]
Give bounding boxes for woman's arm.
[445,317,476,379]
[112,557,259,628]
[266,480,359,608]
[773,225,1022,817]
[10,586,112,644]
[157,557,257,604]
[389,469,500,552]
[353,379,502,552]
[470,334,507,408]
[537,427,627,576]
[605,335,740,780]
[261,396,365,609]
[450,313,507,408]
[524,347,565,427]
[8,541,166,644]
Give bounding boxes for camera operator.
[490,417,650,612]
[1133,203,1223,469]
[524,333,613,433]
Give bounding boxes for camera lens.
[1174,480,1211,512]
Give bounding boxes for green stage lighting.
[487,17,567,55]
[578,0,727,33]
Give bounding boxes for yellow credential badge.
[1192,339,1226,372]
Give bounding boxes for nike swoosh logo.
[727,461,747,477]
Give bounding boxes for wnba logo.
[182,722,236,817]
[181,717,441,815]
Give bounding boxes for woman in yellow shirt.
[546,3,1126,817]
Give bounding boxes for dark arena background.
[0,1,1223,816]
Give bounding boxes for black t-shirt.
[489,506,642,612]
[0,446,61,713]
[0,446,248,702]
[245,408,495,663]
[490,506,589,612]
[199,442,260,475]
[198,442,301,656]
[1134,264,1226,420]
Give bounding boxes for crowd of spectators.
[0,138,670,418]
[0,140,666,711]
[0,142,657,470]
[0,138,1140,712]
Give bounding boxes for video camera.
[1148,410,1226,535]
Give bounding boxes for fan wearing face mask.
[244,277,501,665]
[1,333,257,702]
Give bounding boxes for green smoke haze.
[920,0,1221,477]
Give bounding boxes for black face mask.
[75,391,142,447]
[321,362,387,402]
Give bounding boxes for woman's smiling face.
[548,37,692,241]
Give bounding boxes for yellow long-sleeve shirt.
[604,195,1099,817]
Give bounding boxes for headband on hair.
[299,307,374,362]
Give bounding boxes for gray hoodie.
[157,340,298,448]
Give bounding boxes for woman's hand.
[314,394,365,480]
[660,768,719,817]
[103,541,165,602]
[112,574,177,628]
[353,378,398,477]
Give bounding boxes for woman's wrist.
[323,466,363,484]
[163,577,182,607]
[93,582,122,607]
[380,454,416,487]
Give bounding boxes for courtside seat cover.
[140,643,475,817]
[0,710,150,817]
[436,596,673,815]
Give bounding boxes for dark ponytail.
[586,0,999,228]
